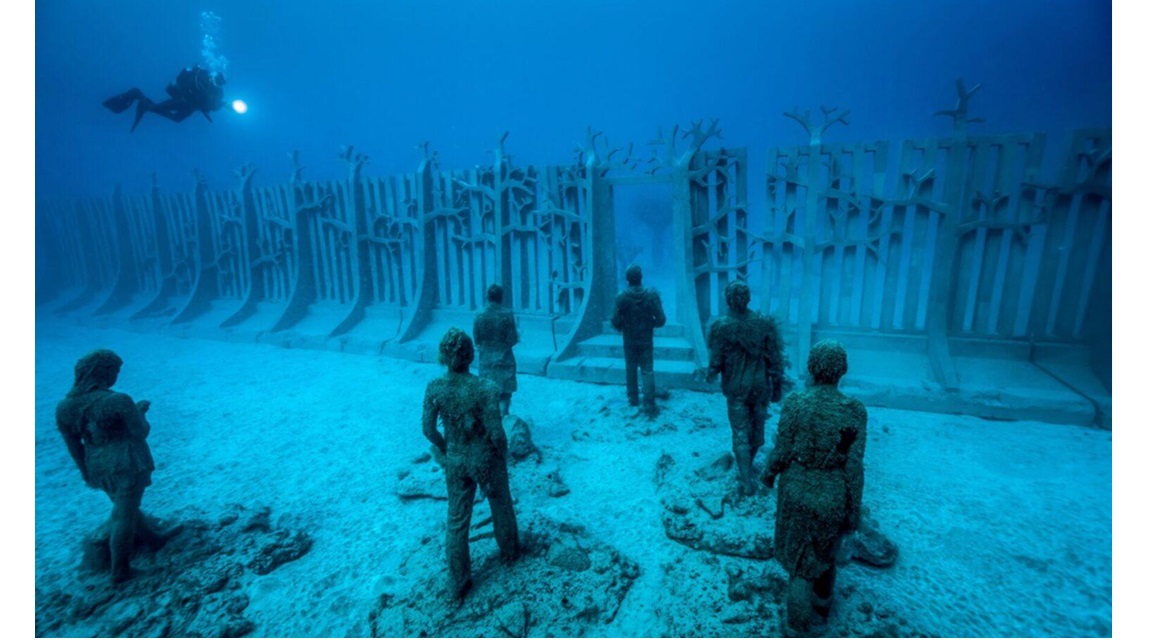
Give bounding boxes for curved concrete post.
[554,157,614,361]
[271,152,329,333]
[132,175,178,319]
[332,147,372,337]
[94,184,140,315]
[671,160,708,369]
[54,199,107,312]
[171,173,219,324]
[221,164,262,328]
[398,152,437,342]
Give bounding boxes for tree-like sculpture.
[778,107,850,376]
[934,79,985,137]
[783,106,850,147]
[451,132,539,309]
[921,80,985,388]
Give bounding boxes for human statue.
[473,283,519,417]
[55,349,180,584]
[610,264,667,417]
[421,328,520,600]
[103,64,227,133]
[764,339,867,636]
[704,280,788,496]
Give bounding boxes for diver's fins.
[102,92,135,114]
[130,99,152,133]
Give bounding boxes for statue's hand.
[762,471,776,489]
[136,400,151,415]
[491,432,508,457]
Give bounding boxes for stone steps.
[547,356,712,391]
[549,323,711,392]
[575,334,696,361]
[599,321,685,338]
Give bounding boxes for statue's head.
[487,283,504,304]
[724,280,751,313]
[808,339,848,385]
[625,264,643,286]
[438,328,475,373]
[72,349,123,395]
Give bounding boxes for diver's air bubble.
[200,11,229,75]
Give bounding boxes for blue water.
[35,0,1111,199]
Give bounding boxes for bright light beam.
[232,99,248,114]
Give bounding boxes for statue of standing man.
[704,281,788,496]
[473,284,519,417]
[611,264,667,417]
[55,349,179,584]
[765,340,868,636]
[422,328,520,600]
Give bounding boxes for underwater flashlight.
[232,99,248,114]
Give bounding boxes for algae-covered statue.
[473,283,519,417]
[704,281,788,496]
[55,349,179,584]
[421,328,520,599]
[610,264,667,417]
[764,339,867,637]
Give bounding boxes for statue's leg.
[624,345,640,406]
[749,395,768,463]
[445,467,478,599]
[812,563,837,619]
[481,460,520,563]
[728,397,756,495]
[785,575,816,637]
[638,343,657,414]
[109,485,143,584]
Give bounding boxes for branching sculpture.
[574,127,638,177]
[783,106,849,146]
[934,78,985,136]
[647,118,723,172]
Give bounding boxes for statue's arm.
[472,317,484,344]
[610,296,623,331]
[845,404,868,531]
[705,323,723,382]
[56,419,89,484]
[765,319,787,402]
[128,395,151,439]
[765,398,798,485]
[56,403,97,487]
[507,314,520,348]
[421,387,446,455]
[484,388,508,456]
[110,393,150,440]
[652,291,667,328]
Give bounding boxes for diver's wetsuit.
[103,66,225,132]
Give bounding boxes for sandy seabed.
[33,320,1113,637]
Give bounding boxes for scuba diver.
[103,65,226,132]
